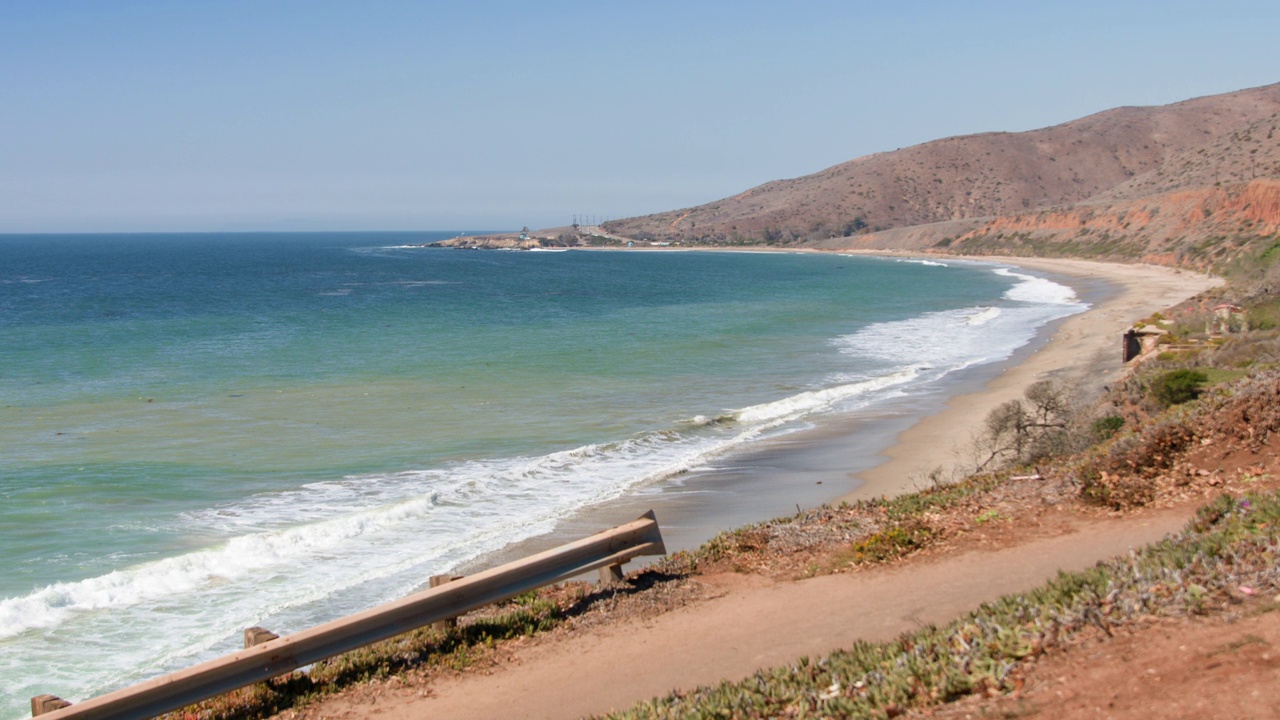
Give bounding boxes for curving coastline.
[840,255,1223,502]
[294,253,1229,720]
[463,252,1220,571]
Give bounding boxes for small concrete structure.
[1209,303,1247,335]
[1122,325,1169,363]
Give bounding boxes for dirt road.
[311,510,1188,720]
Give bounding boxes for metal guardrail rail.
[32,511,665,720]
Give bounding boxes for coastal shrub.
[1200,367,1251,386]
[1199,369,1280,446]
[693,524,772,567]
[1090,414,1125,442]
[606,491,1280,719]
[845,519,936,565]
[1211,332,1279,369]
[1077,412,1196,509]
[1156,347,1207,364]
[1148,369,1209,406]
[862,473,1002,522]
[1078,464,1156,509]
[1247,297,1280,330]
[1119,415,1196,473]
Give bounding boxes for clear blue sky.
[2,0,1277,233]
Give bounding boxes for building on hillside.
[1209,303,1246,335]
[1122,325,1168,363]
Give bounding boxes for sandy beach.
[839,255,1222,502]
[464,253,1222,569]
[246,255,1231,720]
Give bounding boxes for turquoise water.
[0,233,1083,714]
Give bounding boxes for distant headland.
[440,82,1280,272]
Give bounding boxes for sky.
[2,0,1278,234]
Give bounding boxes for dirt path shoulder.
[309,510,1189,720]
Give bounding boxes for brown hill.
[1092,111,1280,201]
[876,112,1280,267]
[604,83,1280,254]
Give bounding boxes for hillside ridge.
[601,82,1280,266]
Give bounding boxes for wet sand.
[335,255,1224,720]
[461,255,1220,572]
[840,256,1221,503]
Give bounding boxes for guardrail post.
[31,695,71,716]
[243,627,279,648]
[429,575,464,630]
[598,562,625,585]
[29,511,663,720]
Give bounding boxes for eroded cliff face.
[931,179,1280,268]
[1235,178,1280,226]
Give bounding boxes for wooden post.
[31,695,72,717]
[599,562,625,585]
[243,627,279,648]
[28,511,664,720]
[429,575,463,630]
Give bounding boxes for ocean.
[0,232,1084,714]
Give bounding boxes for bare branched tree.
[973,381,1072,472]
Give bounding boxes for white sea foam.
[965,307,1001,326]
[0,348,947,705]
[0,261,1089,715]
[894,258,949,267]
[995,267,1080,305]
[0,276,54,284]
[734,367,924,425]
[835,266,1085,381]
[3,361,929,705]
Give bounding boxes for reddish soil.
[918,421,1280,720]
[295,509,1193,720]
[925,605,1280,719]
[274,365,1280,720]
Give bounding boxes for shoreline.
[460,252,1221,572]
[301,252,1241,720]
[839,255,1222,502]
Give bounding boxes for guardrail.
[32,511,665,720]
